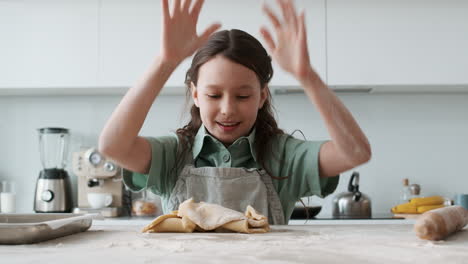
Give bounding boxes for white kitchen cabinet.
[0,0,98,89]
[98,0,163,90]
[327,0,468,87]
[98,0,327,95]
[3,0,468,95]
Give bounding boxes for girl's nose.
[220,97,236,116]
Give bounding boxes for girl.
[99,0,371,224]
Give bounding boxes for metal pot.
[332,171,372,219]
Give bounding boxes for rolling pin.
[414,205,468,241]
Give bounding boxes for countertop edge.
[92,219,416,226]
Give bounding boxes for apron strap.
[257,169,286,225]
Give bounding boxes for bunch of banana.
[391,196,446,214]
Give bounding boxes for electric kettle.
[332,171,372,219]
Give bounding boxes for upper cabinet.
[327,0,468,86]
[98,0,162,90]
[3,0,467,95]
[98,0,327,94]
[0,0,98,89]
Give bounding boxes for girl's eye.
[207,94,221,98]
[237,95,250,99]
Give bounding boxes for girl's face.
[192,55,267,145]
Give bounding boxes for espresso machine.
[71,147,125,217]
[34,127,73,213]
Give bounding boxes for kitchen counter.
[1,221,467,264]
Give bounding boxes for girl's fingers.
[276,0,291,25]
[172,0,181,17]
[299,10,306,41]
[191,0,204,21]
[262,4,281,30]
[162,0,170,21]
[298,10,309,63]
[198,23,222,45]
[260,27,276,53]
[181,0,192,13]
[287,0,299,33]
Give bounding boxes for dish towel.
[141,198,270,234]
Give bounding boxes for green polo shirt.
[123,125,339,224]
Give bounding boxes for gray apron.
[167,155,286,225]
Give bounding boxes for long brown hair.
[175,29,287,180]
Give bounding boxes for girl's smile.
[216,121,241,132]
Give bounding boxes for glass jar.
[1,181,16,213]
[131,190,159,217]
[399,178,411,203]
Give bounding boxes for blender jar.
[38,127,70,169]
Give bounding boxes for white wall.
[1,92,467,216]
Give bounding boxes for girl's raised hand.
[160,0,221,65]
[260,0,311,82]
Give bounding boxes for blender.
[34,127,73,213]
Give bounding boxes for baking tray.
[0,213,94,245]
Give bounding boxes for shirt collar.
[192,124,257,162]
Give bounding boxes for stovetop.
[295,213,404,220]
